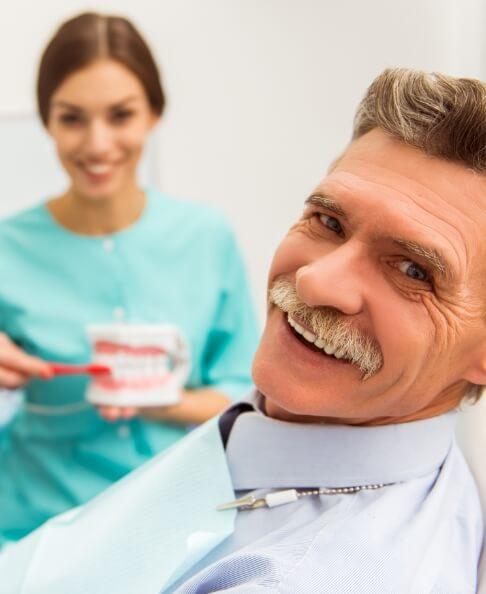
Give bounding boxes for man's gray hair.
[353,68,486,173]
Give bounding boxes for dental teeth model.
[85,324,190,406]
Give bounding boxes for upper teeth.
[95,353,168,380]
[287,314,345,359]
[85,164,111,174]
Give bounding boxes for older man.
[2,68,485,593]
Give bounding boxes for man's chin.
[252,349,350,422]
[258,386,375,425]
[262,393,325,423]
[252,310,367,419]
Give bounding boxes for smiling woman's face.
[47,58,157,201]
[253,129,486,425]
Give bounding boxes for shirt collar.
[223,391,457,490]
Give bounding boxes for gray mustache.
[269,277,383,378]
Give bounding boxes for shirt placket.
[102,236,129,323]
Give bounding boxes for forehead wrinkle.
[335,156,476,217]
[328,171,466,241]
[392,209,465,280]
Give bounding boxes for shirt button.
[113,307,125,320]
[103,238,114,252]
[117,424,131,438]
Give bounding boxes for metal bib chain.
[217,483,388,512]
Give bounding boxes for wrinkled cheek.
[420,295,460,355]
[373,301,433,392]
[391,298,461,401]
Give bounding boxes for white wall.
[0,0,485,318]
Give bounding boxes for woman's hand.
[97,388,231,425]
[0,332,52,388]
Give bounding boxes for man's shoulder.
[283,443,482,592]
[175,442,482,593]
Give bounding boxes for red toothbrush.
[48,363,112,377]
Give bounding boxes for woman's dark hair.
[37,12,165,126]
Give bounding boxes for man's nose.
[83,119,113,156]
[295,242,366,315]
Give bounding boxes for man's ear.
[462,342,486,386]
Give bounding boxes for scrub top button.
[117,424,131,438]
[103,238,114,252]
[113,307,125,320]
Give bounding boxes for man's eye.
[318,214,343,236]
[397,260,430,282]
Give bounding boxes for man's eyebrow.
[393,238,452,279]
[304,194,347,218]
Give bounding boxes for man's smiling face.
[253,128,486,424]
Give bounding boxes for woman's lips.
[85,163,112,174]
[77,161,120,183]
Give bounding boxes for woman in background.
[0,12,258,544]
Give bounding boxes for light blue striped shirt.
[170,393,483,593]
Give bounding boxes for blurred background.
[1,0,485,318]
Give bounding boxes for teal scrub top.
[0,189,259,544]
